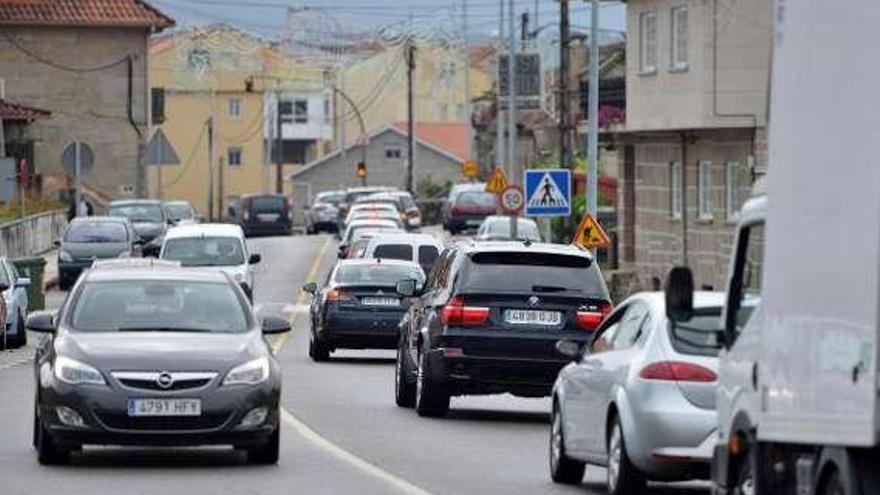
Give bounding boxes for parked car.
[302,258,425,361]
[107,199,168,256]
[306,190,344,234]
[550,292,725,493]
[336,186,394,231]
[363,191,422,231]
[394,242,612,417]
[159,223,260,301]
[163,200,198,226]
[475,216,542,242]
[28,261,290,465]
[228,194,293,237]
[442,188,497,234]
[56,216,142,290]
[362,233,444,275]
[0,258,30,349]
[338,219,403,258]
[441,183,484,230]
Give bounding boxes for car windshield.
[485,219,541,241]
[108,204,164,223]
[461,252,608,297]
[458,191,496,207]
[316,192,344,205]
[65,222,128,243]
[70,280,249,333]
[669,308,724,357]
[373,244,413,261]
[400,195,416,209]
[250,196,286,212]
[165,204,194,221]
[161,236,245,266]
[335,263,424,287]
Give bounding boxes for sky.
[149,0,627,44]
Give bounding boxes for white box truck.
[665,1,880,494]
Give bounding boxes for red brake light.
[640,361,717,383]
[325,289,354,303]
[441,295,489,326]
[576,301,612,331]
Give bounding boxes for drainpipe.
[680,132,689,266]
[127,55,146,198]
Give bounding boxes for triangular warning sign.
[572,213,611,250]
[146,129,180,166]
[527,172,569,209]
[485,168,508,194]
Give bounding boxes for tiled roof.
[0,0,174,29]
[0,99,51,121]
[392,122,470,162]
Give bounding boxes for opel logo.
[156,372,174,389]
[528,296,541,307]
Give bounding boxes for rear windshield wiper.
[116,327,212,333]
[532,285,570,293]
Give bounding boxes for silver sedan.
[549,291,725,494]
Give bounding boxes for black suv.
[394,241,612,417]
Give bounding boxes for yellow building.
[148,24,329,218]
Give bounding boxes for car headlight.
[59,251,73,262]
[223,357,269,386]
[233,272,244,283]
[54,356,106,385]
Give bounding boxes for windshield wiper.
[116,327,212,333]
[532,285,569,293]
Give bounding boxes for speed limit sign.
[499,185,525,214]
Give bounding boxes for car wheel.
[395,341,416,408]
[247,422,280,465]
[731,441,756,495]
[58,276,70,292]
[549,404,585,484]
[607,415,645,495]
[415,349,449,417]
[36,412,69,465]
[13,310,26,348]
[308,335,330,362]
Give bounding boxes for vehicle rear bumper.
[447,216,488,231]
[427,350,571,397]
[319,311,404,349]
[309,221,338,232]
[243,221,291,236]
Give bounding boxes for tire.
[607,416,645,495]
[247,423,280,465]
[395,341,416,408]
[731,436,757,495]
[549,404,585,484]
[35,413,69,465]
[821,471,845,495]
[308,335,330,362]
[13,311,26,348]
[415,349,449,417]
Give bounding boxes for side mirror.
[302,282,317,294]
[338,245,347,259]
[15,277,31,288]
[395,278,421,297]
[53,239,61,247]
[665,266,695,322]
[249,253,262,265]
[555,340,582,360]
[0,282,8,292]
[26,311,56,334]
[261,316,291,335]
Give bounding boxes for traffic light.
[356,162,367,179]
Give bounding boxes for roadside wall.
[0,210,67,258]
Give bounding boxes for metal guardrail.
[0,209,67,258]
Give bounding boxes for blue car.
[0,258,30,349]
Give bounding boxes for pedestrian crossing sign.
[524,169,571,217]
[485,168,508,194]
[572,213,611,250]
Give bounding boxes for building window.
[294,99,308,124]
[151,87,165,125]
[698,160,713,220]
[228,147,242,167]
[323,96,331,124]
[669,161,682,219]
[725,161,740,221]
[278,101,293,124]
[639,11,657,74]
[228,97,241,120]
[671,7,688,70]
[385,146,402,160]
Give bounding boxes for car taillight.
[575,300,612,331]
[407,210,420,218]
[441,295,489,326]
[243,210,250,222]
[287,198,294,220]
[640,361,717,383]
[324,289,354,304]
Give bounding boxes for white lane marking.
[280,408,433,495]
[272,236,330,355]
[282,304,310,314]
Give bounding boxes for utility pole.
[496,0,505,171]
[0,79,6,157]
[406,40,416,193]
[587,0,600,226]
[507,0,518,240]
[463,0,474,165]
[558,0,573,169]
[275,91,284,194]
[207,116,214,222]
[218,156,225,220]
[340,70,347,169]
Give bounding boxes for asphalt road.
[0,233,708,495]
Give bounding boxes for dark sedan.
[303,259,425,362]
[56,216,142,290]
[29,261,291,465]
[394,242,612,417]
[107,199,169,256]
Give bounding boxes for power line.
[1,32,131,73]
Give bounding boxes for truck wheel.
[821,471,844,495]
[607,416,645,495]
[731,448,755,495]
[549,404,585,484]
[415,350,449,417]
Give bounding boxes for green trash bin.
[12,257,47,311]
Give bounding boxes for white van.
[362,233,443,276]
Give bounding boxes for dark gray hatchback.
[29,262,290,465]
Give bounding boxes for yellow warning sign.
[485,168,508,194]
[572,213,611,250]
[462,160,479,179]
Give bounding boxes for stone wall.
[0,210,67,259]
